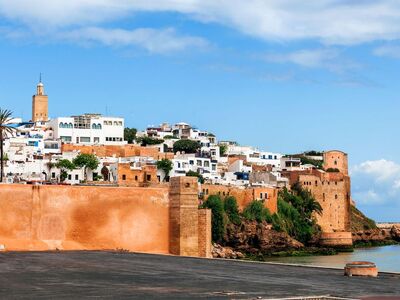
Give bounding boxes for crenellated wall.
[0,177,211,257]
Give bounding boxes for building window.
[80,137,90,143]
[265,193,268,199]
[94,137,100,143]
[212,164,216,171]
[75,174,79,180]
[68,174,72,180]
[189,160,194,165]
[335,194,338,200]
[51,172,55,179]
[135,176,138,181]
[204,161,210,167]
[260,193,263,199]
[197,160,202,166]
[122,175,126,180]
[146,174,151,181]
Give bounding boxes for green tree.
[0,109,15,182]
[56,159,75,182]
[137,136,164,146]
[273,184,322,244]
[219,144,228,157]
[224,196,241,225]
[201,195,226,243]
[186,170,204,184]
[156,159,173,181]
[163,135,177,140]
[73,154,99,181]
[124,127,137,144]
[242,200,272,223]
[173,139,200,154]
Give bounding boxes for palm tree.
[0,109,15,183]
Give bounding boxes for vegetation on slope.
[201,183,322,246]
[351,205,377,232]
[272,184,322,244]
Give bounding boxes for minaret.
[32,75,48,122]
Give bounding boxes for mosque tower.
[32,75,48,122]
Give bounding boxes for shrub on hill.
[136,136,164,146]
[201,195,226,243]
[272,184,322,244]
[224,196,241,225]
[173,139,200,154]
[186,170,204,184]
[242,200,272,223]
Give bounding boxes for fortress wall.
[299,173,351,233]
[61,144,161,159]
[0,179,211,257]
[198,209,212,258]
[201,184,278,214]
[0,184,170,253]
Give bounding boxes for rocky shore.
[352,225,400,247]
[211,205,400,260]
[212,220,320,259]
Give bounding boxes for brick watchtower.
[32,78,49,122]
[169,177,201,256]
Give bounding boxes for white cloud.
[63,27,208,53]
[351,159,400,206]
[352,159,400,182]
[373,45,400,59]
[353,190,384,205]
[1,1,400,45]
[264,49,339,68]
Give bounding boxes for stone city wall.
[0,177,211,257]
[61,144,174,160]
[201,184,278,214]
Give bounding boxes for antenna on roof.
[39,72,42,83]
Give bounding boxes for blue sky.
[0,1,400,221]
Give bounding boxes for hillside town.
[1,80,355,247]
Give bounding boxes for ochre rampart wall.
[0,178,211,257]
[201,184,278,214]
[61,144,174,160]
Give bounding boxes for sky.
[0,1,399,221]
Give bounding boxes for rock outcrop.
[212,244,245,259]
[352,228,395,244]
[390,226,400,242]
[224,220,303,255]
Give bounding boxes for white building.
[49,113,125,145]
[170,153,219,180]
[227,145,282,169]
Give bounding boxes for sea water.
[264,245,400,273]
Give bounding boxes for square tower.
[32,81,48,122]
